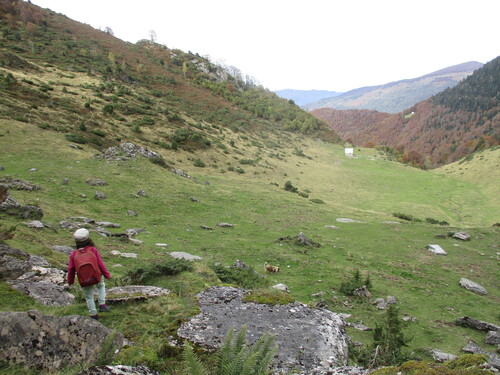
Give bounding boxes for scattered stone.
[178,286,348,374]
[62,178,70,185]
[127,210,137,216]
[169,252,202,261]
[373,296,397,310]
[0,178,41,191]
[429,349,457,362]
[0,310,123,371]
[347,323,372,331]
[336,218,365,223]
[0,165,4,171]
[383,221,401,224]
[459,278,488,295]
[128,238,144,245]
[272,283,290,292]
[68,143,82,150]
[28,168,38,172]
[86,179,108,186]
[200,225,213,230]
[278,232,321,247]
[94,191,107,200]
[217,222,234,228]
[96,221,121,228]
[427,244,447,255]
[110,250,138,258]
[311,291,326,298]
[0,187,43,219]
[126,228,145,237]
[455,316,500,332]
[324,225,339,229]
[99,142,160,161]
[25,220,45,229]
[435,234,447,239]
[190,196,200,202]
[233,259,250,269]
[106,286,170,303]
[171,168,199,183]
[136,189,147,197]
[402,316,418,322]
[77,365,161,375]
[486,331,500,346]
[353,285,372,298]
[155,243,168,247]
[450,231,471,241]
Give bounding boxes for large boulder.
[8,280,74,306]
[177,286,348,374]
[106,285,170,303]
[0,310,124,370]
[78,365,161,375]
[0,187,43,219]
[0,244,31,280]
[455,316,500,332]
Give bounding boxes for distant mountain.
[274,89,342,107]
[306,62,484,113]
[312,57,499,168]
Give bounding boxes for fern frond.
[182,341,208,375]
[216,326,236,371]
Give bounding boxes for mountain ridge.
[306,61,484,113]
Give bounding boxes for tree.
[148,29,157,44]
[103,26,114,35]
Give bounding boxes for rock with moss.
[177,286,348,374]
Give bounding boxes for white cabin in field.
[345,148,354,157]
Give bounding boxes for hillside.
[306,62,483,113]
[273,89,342,107]
[312,57,500,168]
[0,2,499,374]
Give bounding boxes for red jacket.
[67,246,111,285]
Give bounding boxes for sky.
[31,0,500,92]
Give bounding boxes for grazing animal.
[264,262,279,273]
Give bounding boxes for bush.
[284,181,298,193]
[339,269,372,296]
[102,104,114,115]
[211,264,269,289]
[426,217,449,226]
[393,212,422,223]
[125,258,193,283]
[310,198,325,204]
[193,159,205,167]
[65,134,87,144]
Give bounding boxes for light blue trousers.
[81,279,106,316]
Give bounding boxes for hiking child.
[67,228,111,320]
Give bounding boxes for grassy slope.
[1,120,498,373]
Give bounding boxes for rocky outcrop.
[455,316,500,332]
[177,286,348,374]
[459,278,488,295]
[0,310,124,370]
[462,340,500,370]
[450,231,471,241]
[0,186,43,219]
[106,286,170,303]
[169,251,202,261]
[278,232,321,247]
[0,178,41,191]
[429,349,457,362]
[8,279,74,306]
[0,244,31,280]
[99,142,160,161]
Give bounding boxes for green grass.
[0,120,498,373]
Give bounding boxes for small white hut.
[344,148,354,157]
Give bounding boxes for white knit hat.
[73,228,90,241]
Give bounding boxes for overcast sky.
[31,0,499,92]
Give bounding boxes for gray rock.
[353,285,372,298]
[0,178,41,191]
[200,225,213,230]
[136,189,147,197]
[0,310,123,370]
[177,286,348,374]
[486,331,500,346]
[9,280,74,306]
[373,296,397,310]
[451,231,471,241]
[190,196,200,202]
[456,316,500,332]
[0,165,4,171]
[324,225,339,229]
[0,187,43,219]
[429,349,457,362]
[217,222,234,228]
[26,220,45,228]
[169,251,202,261]
[427,244,447,255]
[78,365,161,375]
[110,250,138,258]
[459,278,488,295]
[154,243,168,248]
[95,191,107,200]
[96,221,121,228]
[233,259,250,269]
[336,218,365,223]
[51,245,74,255]
[278,232,321,247]
[463,340,500,369]
[271,283,289,292]
[127,210,137,216]
[347,323,372,331]
[86,179,108,186]
[106,286,170,303]
[28,168,38,172]
[28,255,50,267]
[0,244,32,280]
[62,178,70,185]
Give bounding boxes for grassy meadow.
[0,120,499,373]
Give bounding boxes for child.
[67,228,111,320]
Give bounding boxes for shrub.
[211,263,269,289]
[310,198,325,204]
[65,134,87,144]
[102,104,114,115]
[125,258,193,283]
[339,269,371,296]
[284,181,298,193]
[193,159,205,167]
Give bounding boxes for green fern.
[182,326,277,375]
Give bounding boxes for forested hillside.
[0,0,338,155]
[312,57,499,168]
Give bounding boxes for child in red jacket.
[67,228,111,320]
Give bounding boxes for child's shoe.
[99,304,110,312]
[90,314,99,320]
